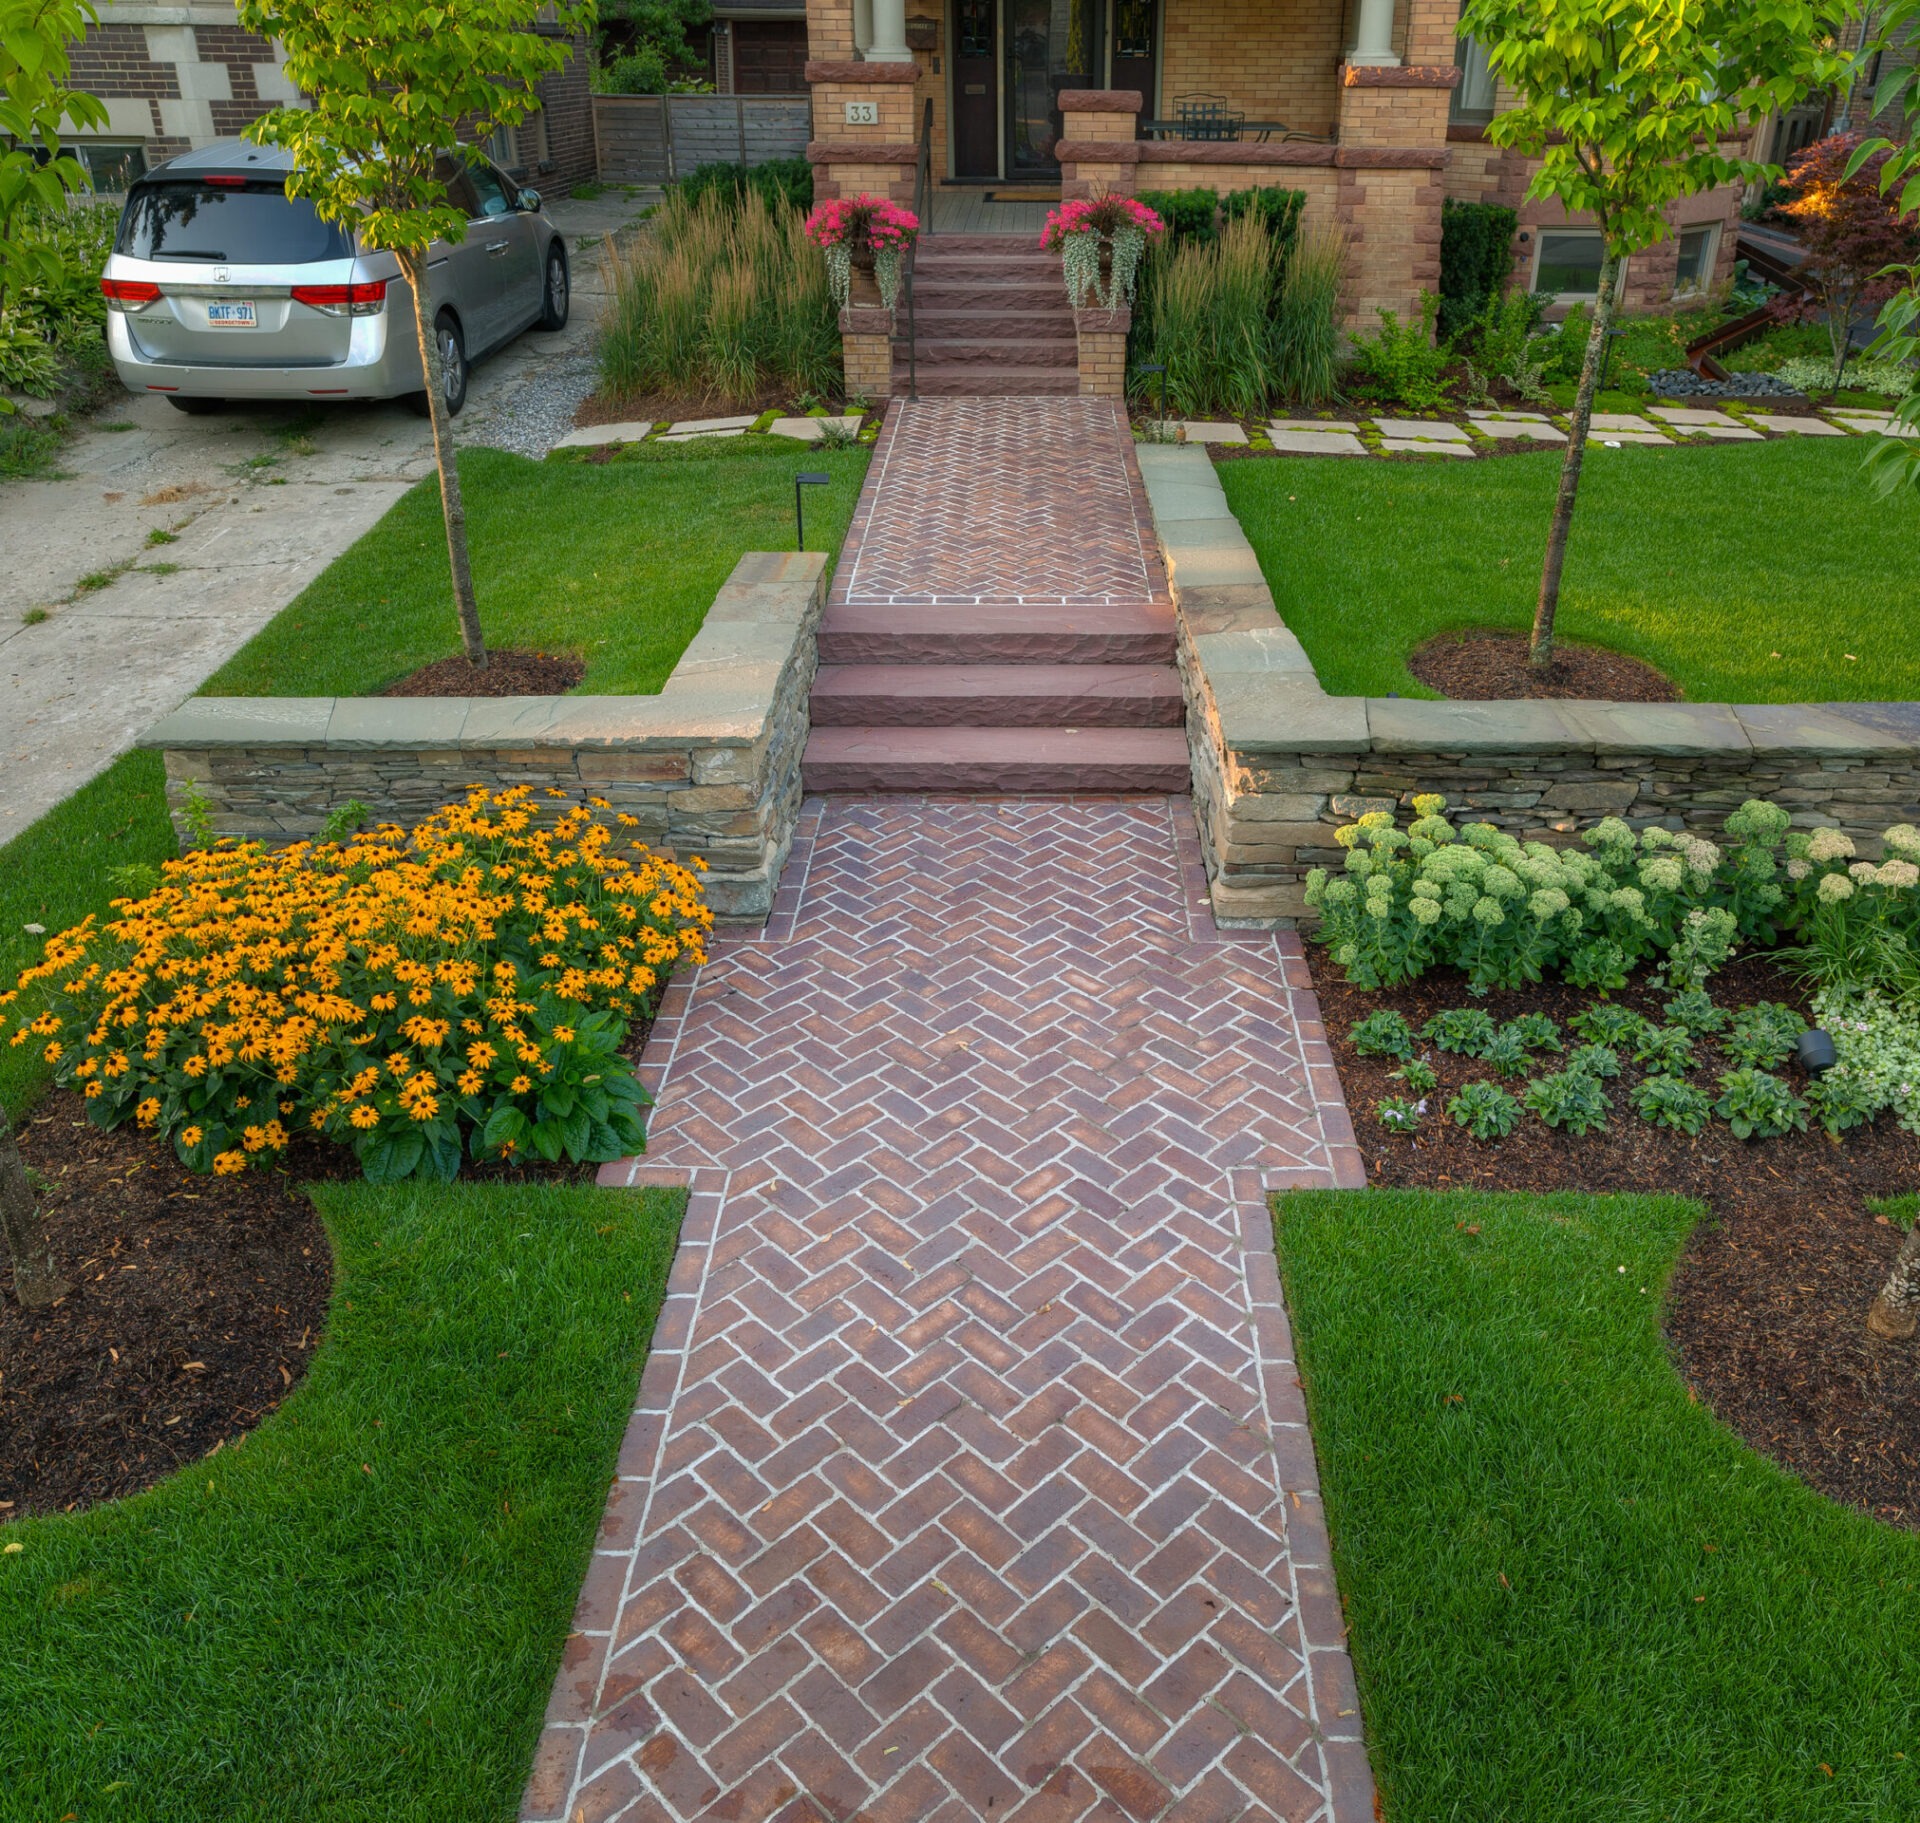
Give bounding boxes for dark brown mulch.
[1409,630,1683,702]
[383,650,586,698]
[2,1094,334,1518]
[1308,950,1920,1529]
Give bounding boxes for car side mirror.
[519,189,541,213]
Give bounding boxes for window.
[468,162,514,218]
[115,181,351,263]
[1673,223,1717,295]
[486,123,517,168]
[1453,34,1495,122]
[1536,228,1610,298]
[75,141,147,192]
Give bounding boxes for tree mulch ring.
[1408,630,1683,702]
[2,1093,335,1518]
[383,650,586,698]
[1307,950,1920,1529]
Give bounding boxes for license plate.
[206,301,256,327]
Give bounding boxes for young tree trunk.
[0,1104,69,1310]
[1867,1221,1920,1341]
[399,247,486,671]
[1530,248,1620,670]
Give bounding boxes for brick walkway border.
[523,798,1372,1823]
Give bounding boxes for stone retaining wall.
[139,552,827,923]
[1136,445,1920,926]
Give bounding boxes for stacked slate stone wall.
[1137,444,1920,926]
[140,552,827,923]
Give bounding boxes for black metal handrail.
[903,95,933,404]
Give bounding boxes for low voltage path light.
[795,471,829,551]
[1797,1028,1838,1075]
[1137,362,1168,433]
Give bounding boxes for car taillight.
[290,280,387,317]
[100,277,161,310]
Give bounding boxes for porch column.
[1349,0,1400,66]
[852,0,873,57]
[864,0,912,62]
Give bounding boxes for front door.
[1111,0,1157,124]
[952,0,999,178]
[1005,0,1100,177]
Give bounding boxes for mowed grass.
[1220,437,1920,703]
[203,438,868,698]
[1274,1188,1920,1822]
[0,751,176,1120]
[0,1178,684,1823]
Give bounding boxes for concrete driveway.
[0,189,651,847]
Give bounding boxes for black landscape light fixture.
[795,472,829,551]
[1137,361,1168,429]
[1797,1028,1838,1075]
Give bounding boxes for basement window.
[1452,35,1495,123]
[1535,228,1608,299]
[1673,223,1717,296]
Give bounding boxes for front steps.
[804,726,1192,794]
[894,235,1078,399]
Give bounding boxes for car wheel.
[407,312,470,419]
[166,396,227,415]
[538,244,570,332]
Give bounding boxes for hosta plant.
[1424,1007,1499,1056]
[1504,1012,1562,1053]
[1568,1003,1653,1050]
[1480,1026,1532,1079]
[1392,1058,1440,1095]
[1807,1070,1881,1136]
[1721,1001,1805,1069]
[1714,1068,1809,1140]
[1449,1080,1521,1140]
[1376,1094,1426,1133]
[1663,987,1728,1034]
[1568,1042,1622,1080]
[1632,1023,1696,1076]
[1632,1073,1713,1135]
[1524,1069,1610,1135]
[1,789,711,1183]
[1350,1009,1416,1059]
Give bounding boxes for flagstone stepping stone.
[1590,412,1665,433]
[1648,406,1743,428]
[1589,431,1676,445]
[1746,413,1847,435]
[1269,418,1362,432]
[666,413,759,435]
[1472,409,1550,422]
[1374,417,1471,441]
[766,415,864,441]
[1467,415,1565,441]
[1269,429,1367,455]
[550,419,656,450]
[1379,437,1476,456]
[1829,411,1918,436]
[1175,420,1250,444]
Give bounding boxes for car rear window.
[115,181,351,264]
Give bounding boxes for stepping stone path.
[525,796,1371,1823]
[1172,421,1251,445]
[1747,412,1847,436]
[1467,412,1565,443]
[1268,420,1367,456]
[769,416,866,443]
[805,398,1190,793]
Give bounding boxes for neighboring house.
[712,0,811,93]
[65,0,597,194]
[803,0,1751,328]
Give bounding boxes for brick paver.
[524,797,1372,1823]
[835,400,1169,609]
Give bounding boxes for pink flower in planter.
[804,195,921,250]
[1039,195,1165,250]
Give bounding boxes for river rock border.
[1136,444,1920,925]
[139,552,827,923]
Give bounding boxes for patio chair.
[1174,92,1243,142]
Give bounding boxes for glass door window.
[1006,0,1101,176]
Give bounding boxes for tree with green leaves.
[1846,0,1920,493]
[0,0,107,409]
[1457,0,1849,668]
[237,0,595,668]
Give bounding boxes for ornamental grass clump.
[0,788,712,1184]
[1303,796,1790,994]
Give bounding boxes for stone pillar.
[1350,0,1400,66]
[851,0,873,55]
[1055,89,1143,200]
[866,0,911,62]
[1074,305,1131,397]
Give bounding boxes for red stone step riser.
[810,662,1185,728]
[803,727,1193,794]
[909,283,1070,310]
[907,309,1076,333]
[819,629,1175,663]
[904,340,1078,368]
[889,370,1083,396]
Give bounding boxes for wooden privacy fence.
[592,95,813,183]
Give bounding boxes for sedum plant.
[1779,822,1920,1002]
[1449,1080,1522,1140]
[1714,1068,1810,1140]
[1632,1074,1713,1134]
[1525,1070,1610,1135]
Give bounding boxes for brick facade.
[69,2,594,194]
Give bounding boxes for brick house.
[804,0,1751,331]
[65,0,596,195]
[712,0,812,93]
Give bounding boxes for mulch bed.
[1308,950,1920,1529]
[384,650,586,698]
[1409,630,1682,702]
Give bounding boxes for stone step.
[811,663,1185,727]
[902,337,1078,369]
[803,725,1193,794]
[917,232,1059,256]
[890,364,1082,396]
[908,309,1075,338]
[820,600,1175,665]
[908,281,1072,312]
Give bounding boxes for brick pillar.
[840,304,894,399]
[1074,305,1131,398]
[805,58,923,204]
[1056,88,1143,201]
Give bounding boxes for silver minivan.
[101,140,571,416]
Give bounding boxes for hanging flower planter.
[1040,195,1165,310]
[805,195,921,311]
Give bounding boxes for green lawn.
[204,438,868,698]
[1,1176,682,1822]
[1274,1188,1920,1822]
[1221,437,1920,703]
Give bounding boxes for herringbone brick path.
[524,798,1372,1823]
